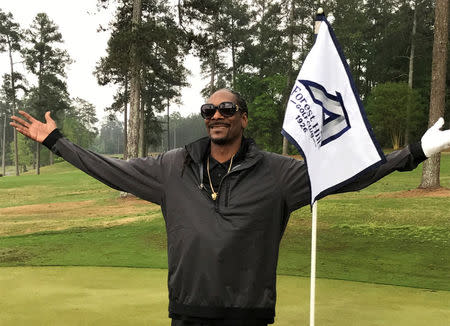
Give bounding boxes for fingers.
[17,110,37,123]
[9,121,31,138]
[431,117,444,131]
[44,111,53,123]
[10,115,31,128]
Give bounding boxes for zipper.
[196,156,261,211]
[197,162,213,202]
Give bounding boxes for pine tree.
[0,9,23,176]
[22,13,71,174]
[420,0,448,188]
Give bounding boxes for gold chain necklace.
[207,155,234,201]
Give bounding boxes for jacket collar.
[185,136,263,169]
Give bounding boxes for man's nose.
[211,108,224,119]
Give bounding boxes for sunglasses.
[200,102,240,119]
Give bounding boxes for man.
[10,89,450,325]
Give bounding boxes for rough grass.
[0,197,159,236]
[0,162,118,208]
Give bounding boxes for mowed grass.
[0,267,448,326]
[0,162,119,208]
[1,156,450,291]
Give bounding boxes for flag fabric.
[282,16,386,205]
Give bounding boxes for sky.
[0,0,205,125]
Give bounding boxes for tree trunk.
[231,8,236,89]
[406,2,417,145]
[1,111,6,176]
[209,27,217,95]
[123,76,128,160]
[231,39,236,89]
[8,36,19,176]
[127,0,142,159]
[36,142,40,175]
[36,66,43,175]
[282,0,295,156]
[419,0,448,189]
[167,97,170,151]
[138,99,145,157]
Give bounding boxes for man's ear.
[241,112,248,129]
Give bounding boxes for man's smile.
[209,123,230,129]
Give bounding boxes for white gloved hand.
[421,117,450,157]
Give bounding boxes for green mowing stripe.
[1,218,449,291]
[0,220,168,269]
[0,267,449,326]
[0,162,119,208]
[279,224,450,291]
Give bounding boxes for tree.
[281,0,317,154]
[22,13,71,174]
[0,9,23,176]
[94,115,124,154]
[94,6,131,159]
[180,0,251,94]
[0,100,9,176]
[238,74,287,152]
[97,0,188,158]
[0,74,27,175]
[420,0,448,188]
[128,0,142,159]
[61,98,98,149]
[366,82,425,149]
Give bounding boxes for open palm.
[10,111,57,143]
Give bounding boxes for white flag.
[282,17,386,205]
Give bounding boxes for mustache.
[209,122,231,127]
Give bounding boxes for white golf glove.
[421,117,450,157]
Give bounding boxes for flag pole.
[310,8,324,326]
[310,200,318,326]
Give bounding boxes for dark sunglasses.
[200,102,240,119]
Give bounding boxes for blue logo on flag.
[299,80,351,146]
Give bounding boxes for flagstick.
[310,8,323,326]
[310,200,318,326]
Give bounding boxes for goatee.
[210,136,228,145]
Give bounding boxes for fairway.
[0,266,448,325]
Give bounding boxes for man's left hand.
[421,117,450,157]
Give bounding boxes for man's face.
[204,90,248,145]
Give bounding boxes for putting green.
[0,267,448,325]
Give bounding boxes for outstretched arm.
[9,110,173,205]
[10,110,56,143]
[337,117,450,194]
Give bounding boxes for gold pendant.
[211,192,218,200]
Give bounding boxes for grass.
[0,153,449,324]
[0,266,448,326]
[0,162,119,208]
[0,157,449,291]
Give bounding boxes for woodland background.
[1,0,448,174]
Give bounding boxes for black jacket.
[44,130,426,323]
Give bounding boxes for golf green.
[0,266,448,325]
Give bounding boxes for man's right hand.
[10,111,57,143]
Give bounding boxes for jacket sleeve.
[280,142,427,213]
[336,142,427,194]
[274,154,311,213]
[44,129,166,205]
